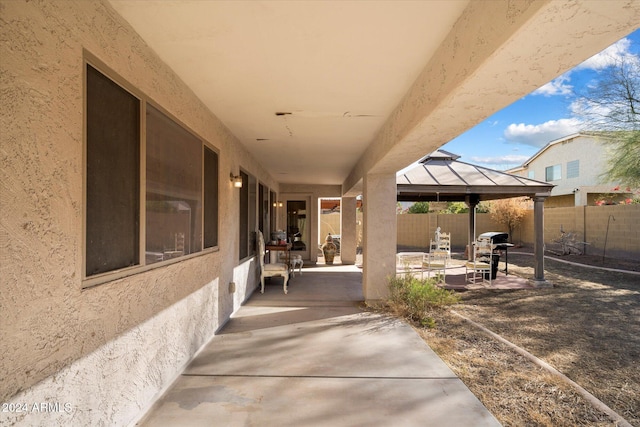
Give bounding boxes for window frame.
[238,170,259,261]
[566,160,579,179]
[545,164,562,181]
[83,53,220,288]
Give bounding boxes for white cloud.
[503,118,582,147]
[469,154,530,166]
[576,38,633,71]
[533,74,572,97]
[532,37,639,97]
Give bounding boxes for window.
[146,104,202,263]
[238,172,257,260]
[204,147,219,248]
[545,164,562,181]
[270,190,277,238]
[248,175,257,256]
[567,160,579,179]
[528,170,535,179]
[86,64,140,276]
[85,63,218,283]
[239,172,248,260]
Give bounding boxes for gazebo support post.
[465,195,480,260]
[532,195,552,287]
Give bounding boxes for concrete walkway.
[138,264,501,426]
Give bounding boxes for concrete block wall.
[397,213,506,249]
[397,214,432,248]
[584,205,639,259]
[396,205,639,261]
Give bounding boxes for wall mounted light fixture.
[230,173,243,188]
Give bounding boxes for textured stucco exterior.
[1,0,271,422]
[1,280,219,426]
[510,134,632,206]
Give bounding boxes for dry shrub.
[387,274,460,327]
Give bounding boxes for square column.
[340,196,357,265]
[532,195,551,287]
[362,173,397,302]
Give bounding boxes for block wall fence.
[396,205,639,261]
[319,205,638,261]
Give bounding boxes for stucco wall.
[1,0,272,422]
[511,135,631,207]
[2,279,218,426]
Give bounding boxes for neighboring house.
[508,133,633,207]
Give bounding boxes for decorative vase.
[322,233,337,264]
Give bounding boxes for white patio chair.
[465,238,493,285]
[258,231,289,294]
[424,250,447,284]
[430,231,451,264]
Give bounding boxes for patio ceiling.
[107,0,469,186]
[107,0,640,191]
[397,151,554,202]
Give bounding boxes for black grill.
[478,232,509,249]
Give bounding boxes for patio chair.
[465,238,493,285]
[424,250,447,284]
[258,231,289,294]
[430,231,451,263]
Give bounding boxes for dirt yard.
[418,252,639,426]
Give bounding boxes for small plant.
[387,274,460,327]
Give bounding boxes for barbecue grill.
[478,232,509,248]
[477,232,513,277]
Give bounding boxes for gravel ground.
[414,252,639,426]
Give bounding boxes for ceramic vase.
[322,233,337,264]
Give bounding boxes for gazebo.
[397,150,554,285]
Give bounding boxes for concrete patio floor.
[138,264,501,426]
[395,252,533,291]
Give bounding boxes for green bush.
[387,274,460,327]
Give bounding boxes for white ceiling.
[108,0,470,185]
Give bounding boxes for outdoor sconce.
[278,201,283,208]
[230,173,243,188]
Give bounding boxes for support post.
[532,195,551,287]
[362,173,396,303]
[465,195,480,260]
[340,196,357,265]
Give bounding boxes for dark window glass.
[204,147,219,248]
[239,171,249,259]
[248,174,257,256]
[146,105,202,264]
[86,65,140,276]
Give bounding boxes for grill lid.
[478,232,509,243]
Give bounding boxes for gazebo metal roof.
[397,150,554,202]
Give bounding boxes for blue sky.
[438,28,640,171]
